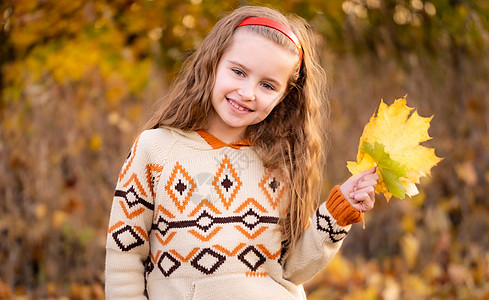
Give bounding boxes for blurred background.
[1,0,488,299]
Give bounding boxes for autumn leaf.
[360,141,406,199]
[347,96,442,201]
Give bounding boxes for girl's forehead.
[226,30,297,62]
[226,29,297,58]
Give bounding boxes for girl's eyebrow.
[227,59,283,89]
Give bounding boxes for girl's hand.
[340,167,379,212]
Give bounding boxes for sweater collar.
[196,130,252,150]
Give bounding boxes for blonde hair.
[144,6,328,258]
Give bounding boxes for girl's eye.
[232,68,244,77]
[261,82,275,90]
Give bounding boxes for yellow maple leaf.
[347,96,442,201]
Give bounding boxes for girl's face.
[208,29,298,142]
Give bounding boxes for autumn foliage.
[1,0,489,299]
[348,97,442,201]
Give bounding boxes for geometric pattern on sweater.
[118,135,140,183]
[164,162,197,213]
[114,185,154,219]
[149,191,281,277]
[152,201,279,244]
[212,155,242,210]
[114,159,159,219]
[147,243,284,277]
[146,163,164,198]
[108,220,149,252]
[259,170,286,210]
[315,204,348,243]
[130,142,287,278]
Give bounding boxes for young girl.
[105,5,378,300]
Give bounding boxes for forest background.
[1,0,488,299]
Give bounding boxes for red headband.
[236,17,303,67]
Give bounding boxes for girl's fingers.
[352,167,377,181]
[354,169,379,192]
[354,179,378,191]
[352,169,379,189]
[351,188,375,202]
[348,167,376,187]
[351,193,375,211]
[342,166,379,212]
[350,185,376,211]
[358,173,380,184]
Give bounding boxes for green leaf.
[360,141,407,199]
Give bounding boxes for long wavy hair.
[144,5,329,258]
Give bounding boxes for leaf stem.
[360,209,366,229]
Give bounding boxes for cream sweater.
[105,127,361,300]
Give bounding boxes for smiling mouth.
[227,98,254,112]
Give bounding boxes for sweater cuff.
[326,185,363,227]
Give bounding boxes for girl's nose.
[237,82,256,101]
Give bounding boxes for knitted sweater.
[105,127,362,300]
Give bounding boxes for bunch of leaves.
[347,96,442,201]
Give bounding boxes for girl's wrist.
[326,185,363,227]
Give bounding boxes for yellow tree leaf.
[347,96,442,201]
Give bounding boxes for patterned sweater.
[105,127,362,300]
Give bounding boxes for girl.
[106,5,378,300]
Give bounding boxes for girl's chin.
[222,122,248,131]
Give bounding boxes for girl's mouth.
[227,98,253,112]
